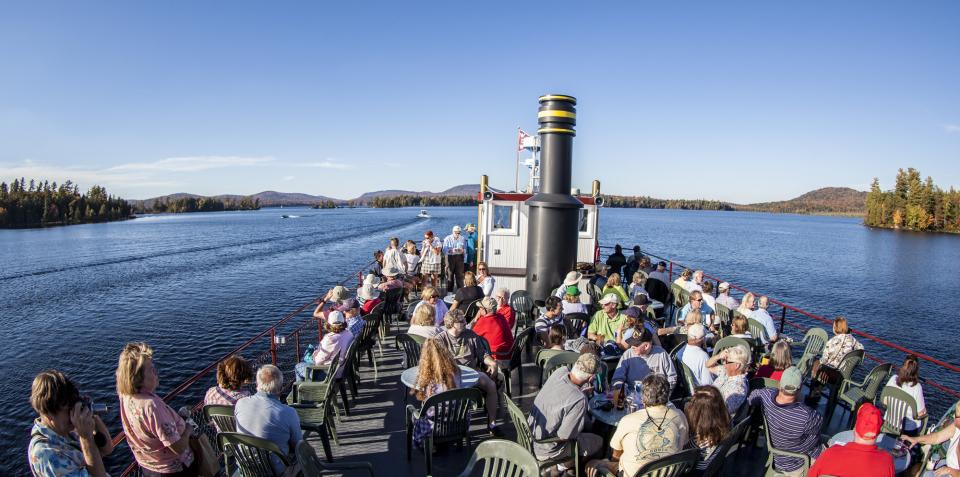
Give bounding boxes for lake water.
[1,207,958,475]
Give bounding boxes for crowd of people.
[26,241,959,477]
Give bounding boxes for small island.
[0,179,133,228]
[865,168,960,233]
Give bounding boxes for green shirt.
[588,310,628,341]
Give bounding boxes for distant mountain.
[132,190,342,209]
[736,187,867,215]
[350,184,483,203]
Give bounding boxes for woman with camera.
[28,369,114,477]
[117,342,197,477]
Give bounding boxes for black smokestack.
[525,94,583,301]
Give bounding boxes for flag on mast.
[517,129,530,151]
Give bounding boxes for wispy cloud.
[108,155,274,172]
[282,175,296,181]
[0,159,179,190]
[382,161,402,168]
[295,159,351,170]
[945,124,960,134]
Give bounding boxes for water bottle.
[303,344,315,364]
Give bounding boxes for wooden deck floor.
[309,322,850,477]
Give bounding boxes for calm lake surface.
[1,207,958,474]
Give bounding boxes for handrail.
[597,244,960,374]
[111,260,373,474]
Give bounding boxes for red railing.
[111,261,371,476]
[598,245,960,401]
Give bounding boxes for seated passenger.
[29,370,114,477]
[808,403,894,477]
[431,310,500,434]
[749,295,779,343]
[809,316,863,404]
[449,271,483,312]
[736,292,756,322]
[685,386,731,472]
[555,269,594,306]
[588,294,628,348]
[686,270,705,293]
[747,366,823,476]
[476,261,496,297]
[493,287,515,330]
[529,353,603,476]
[357,278,383,315]
[756,341,793,382]
[679,324,713,386]
[536,296,565,345]
[295,311,354,382]
[471,297,514,360]
[901,399,960,476]
[884,354,927,434]
[715,281,740,310]
[561,285,589,316]
[628,272,649,301]
[647,261,670,285]
[611,327,677,391]
[706,345,750,415]
[407,303,441,340]
[410,340,462,448]
[338,298,365,337]
[590,263,609,290]
[204,355,254,406]
[536,324,569,365]
[586,374,688,477]
[377,266,404,291]
[679,290,714,326]
[673,268,693,289]
[729,315,753,340]
[235,365,302,473]
[414,286,448,327]
[600,273,629,308]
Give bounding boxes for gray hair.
[725,345,750,371]
[571,353,600,381]
[256,365,284,395]
[640,374,670,407]
[758,295,769,309]
[496,287,511,299]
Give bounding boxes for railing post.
[294,330,301,361]
[779,306,786,334]
[714,280,720,298]
[669,261,673,282]
[270,328,278,365]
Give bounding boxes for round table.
[587,393,642,427]
[400,364,480,389]
[827,430,911,474]
[443,294,456,306]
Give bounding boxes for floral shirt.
[119,392,193,473]
[203,386,251,406]
[28,419,91,477]
[821,334,863,368]
[713,367,748,415]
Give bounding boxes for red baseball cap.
[855,403,883,439]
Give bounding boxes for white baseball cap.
[327,311,346,325]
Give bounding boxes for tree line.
[310,200,339,209]
[603,195,735,211]
[0,178,133,228]
[865,168,960,232]
[135,196,260,214]
[365,195,479,208]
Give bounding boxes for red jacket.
[361,298,382,315]
[807,442,894,477]
[497,305,516,330]
[472,312,514,359]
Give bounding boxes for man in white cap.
[442,225,467,293]
[747,366,823,476]
[678,323,713,386]
[553,270,593,306]
[587,294,628,347]
[715,282,740,310]
[377,266,404,291]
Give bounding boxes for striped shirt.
[747,388,823,472]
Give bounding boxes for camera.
[80,396,109,415]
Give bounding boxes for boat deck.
[303,320,857,477]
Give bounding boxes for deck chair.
[396,333,423,369]
[510,290,535,328]
[356,308,384,379]
[713,336,752,359]
[462,300,481,323]
[288,357,340,463]
[405,387,483,475]
[618,447,699,477]
[218,432,292,477]
[679,360,698,397]
[836,362,892,427]
[820,349,865,426]
[762,413,811,477]
[563,312,590,338]
[502,327,535,398]
[453,439,540,477]
[383,287,404,335]
[794,327,829,377]
[879,385,928,437]
[333,338,360,411]
[405,299,421,322]
[541,351,580,384]
[297,440,374,477]
[713,302,734,331]
[699,416,753,477]
[203,404,236,433]
[504,393,580,477]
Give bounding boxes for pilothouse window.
[579,209,589,232]
[493,205,513,230]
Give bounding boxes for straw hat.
[563,271,583,286]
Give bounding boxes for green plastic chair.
[540,351,580,384]
[396,333,423,369]
[296,440,374,477]
[713,302,734,330]
[406,387,483,475]
[510,290,535,329]
[502,327,536,398]
[699,416,753,477]
[203,404,236,433]
[218,432,292,477]
[356,306,384,379]
[503,393,580,477]
[821,349,865,426]
[597,447,699,477]
[880,385,928,436]
[836,362,892,426]
[762,413,811,477]
[563,313,590,339]
[747,318,771,346]
[793,327,829,377]
[288,356,340,463]
[452,439,541,477]
[679,360,697,397]
[712,336,752,359]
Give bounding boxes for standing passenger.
[442,225,467,293]
[420,231,443,289]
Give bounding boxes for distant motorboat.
[281,214,290,219]
[417,209,430,218]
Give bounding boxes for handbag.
[190,434,221,477]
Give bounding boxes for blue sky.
[1,1,958,202]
